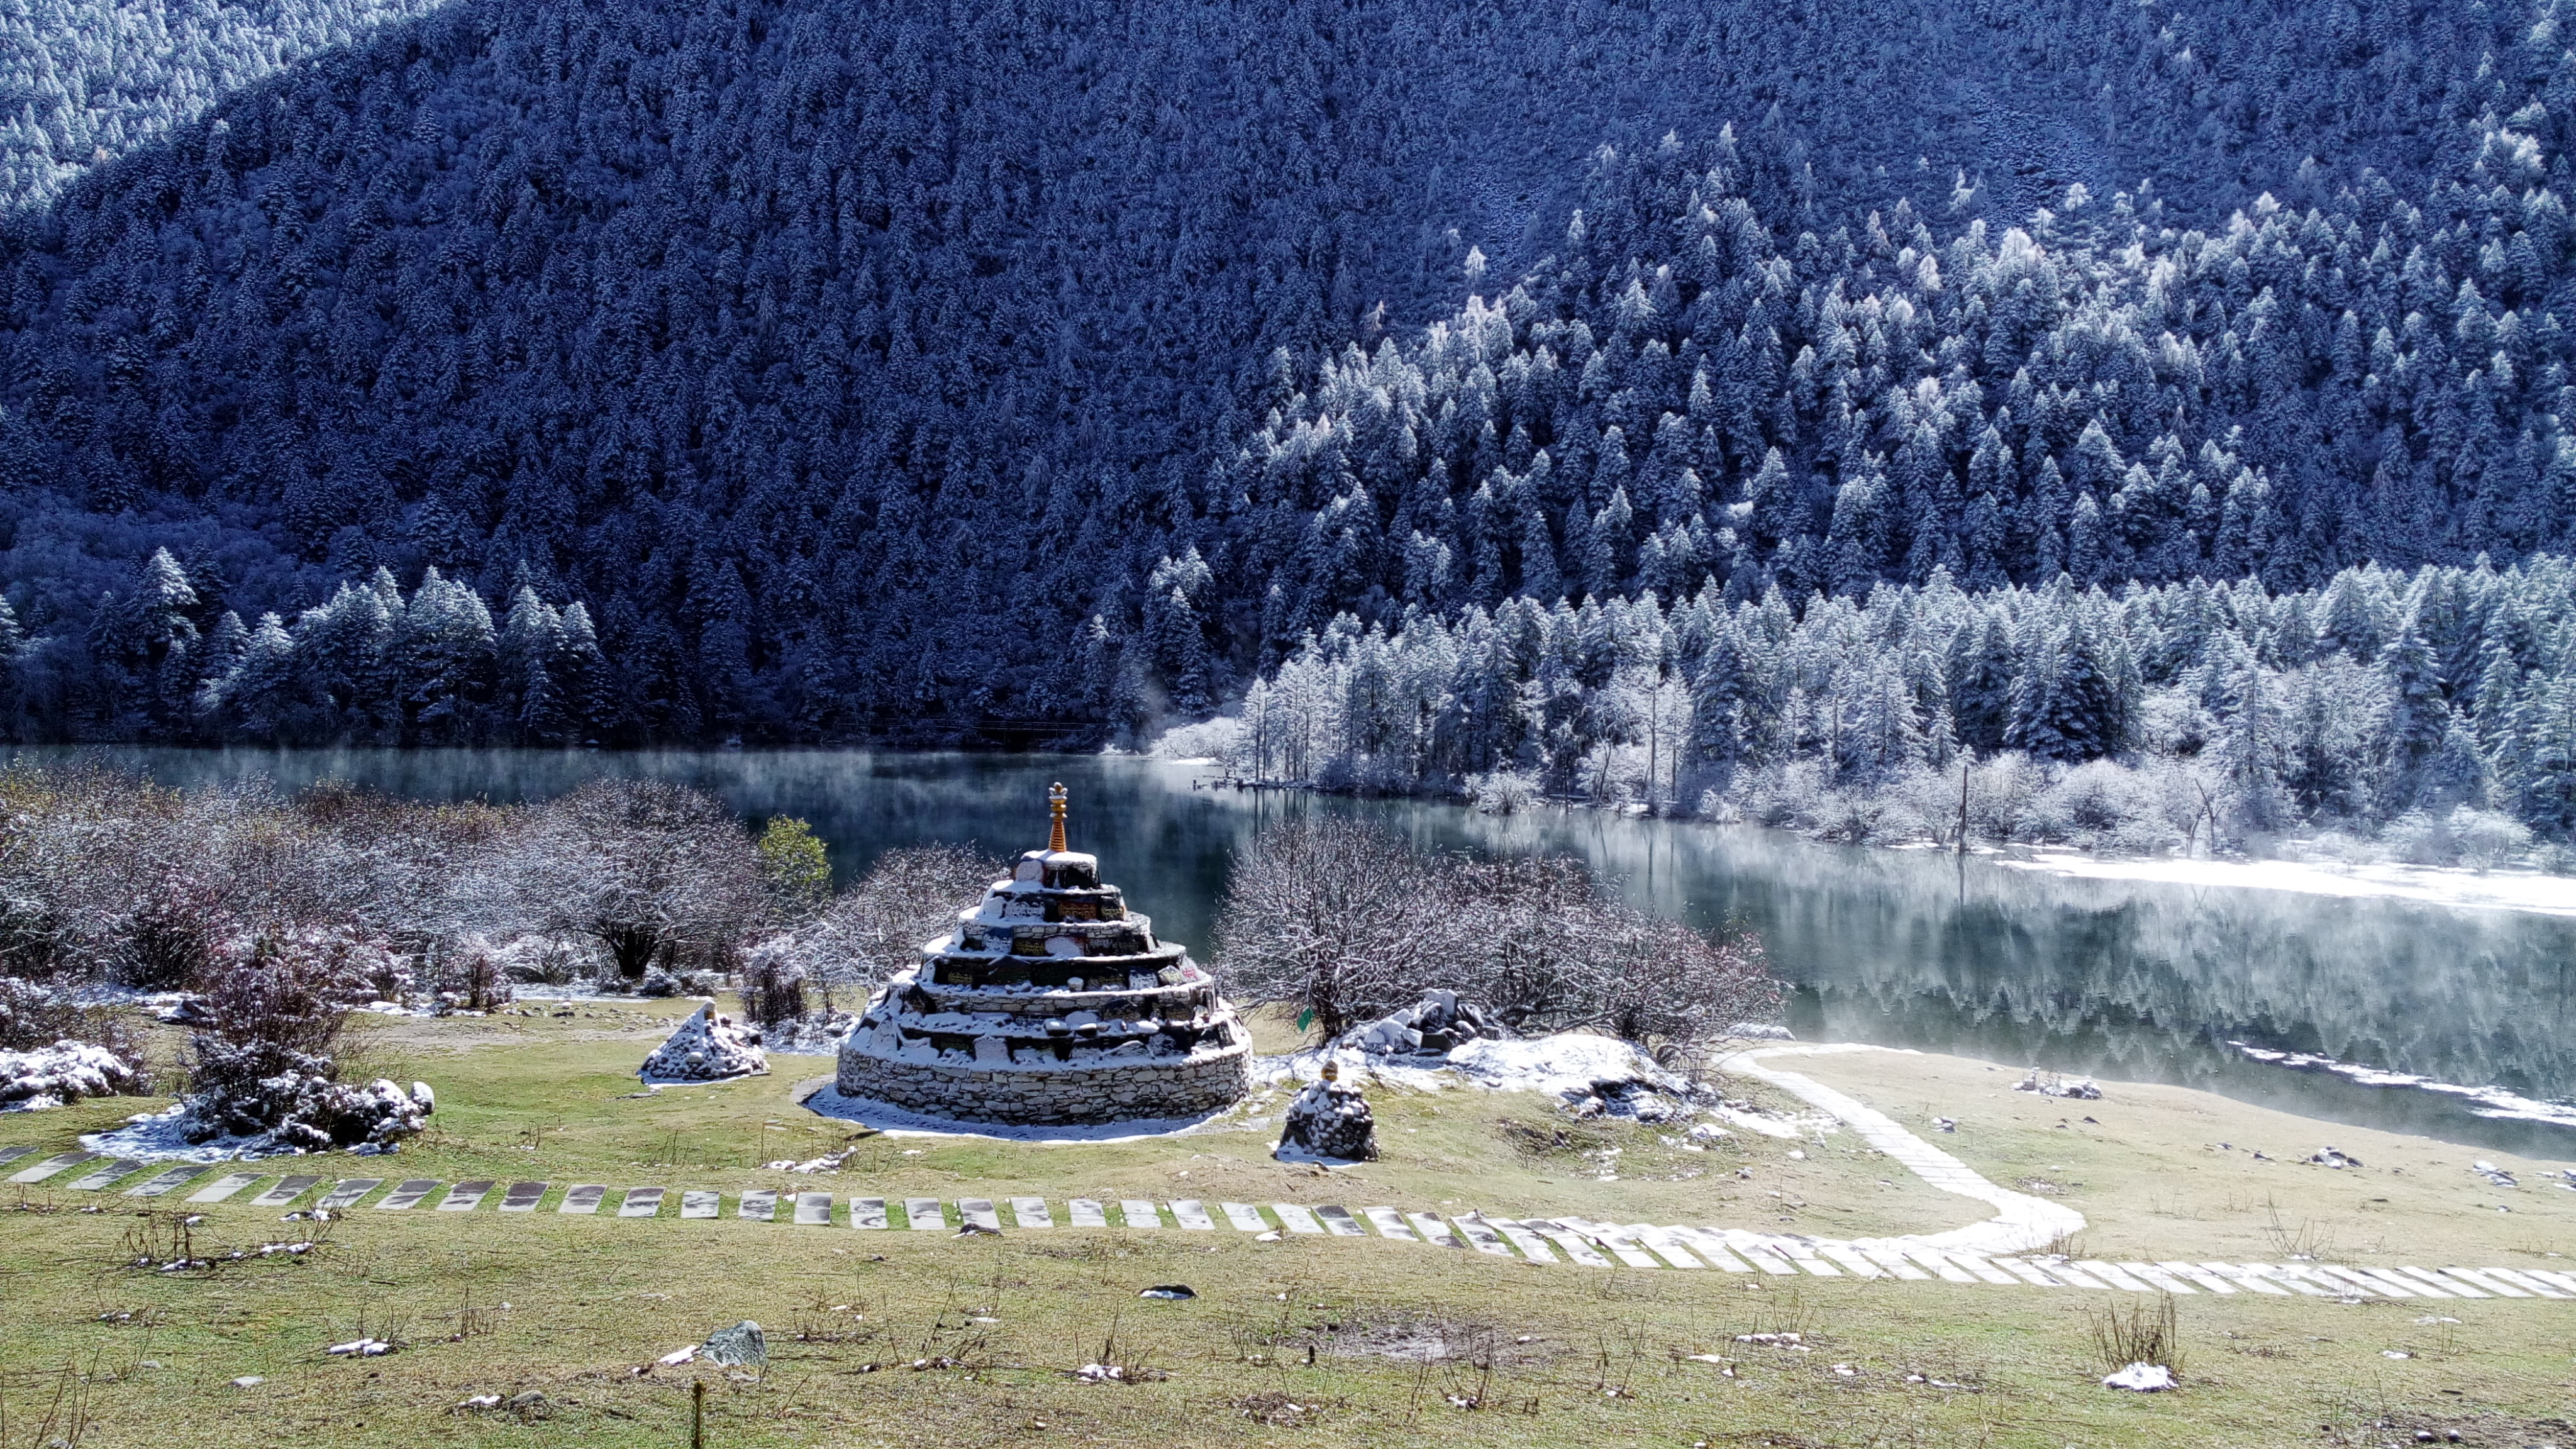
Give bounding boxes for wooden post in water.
[1957,759,1969,855]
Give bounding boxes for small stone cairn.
[1277,1059,1379,1162]
[836,784,1252,1124]
[640,1004,769,1082]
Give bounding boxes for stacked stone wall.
[837,1038,1252,1124]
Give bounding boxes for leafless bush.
[799,845,1008,1005]
[182,931,430,1150]
[738,941,808,1028]
[1215,818,1780,1062]
[511,779,765,980]
[2090,1294,2183,1375]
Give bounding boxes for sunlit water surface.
[25,746,2576,1160]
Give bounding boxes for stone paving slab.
[9,1151,95,1184]
[1313,1205,1365,1237]
[905,1198,946,1231]
[1986,1255,2063,1287]
[1408,1213,1462,1248]
[1452,1214,1513,1257]
[438,1181,495,1212]
[848,1196,886,1229]
[1011,1197,1053,1229]
[318,1179,383,1210]
[2437,1267,2520,1297]
[1358,1206,1414,1240]
[1272,1203,1323,1235]
[795,1192,834,1226]
[2155,1260,2236,1294]
[2195,1262,2285,1296]
[2485,1268,2570,1299]
[1068,1199,1108,1227]
[1629,1225,1703,1268]
[1723,1231,1802,1275]
[187,1172,263,1203]
[1525,1221,1613,1267]
[376,1179,440,1211]
[1119,1199,1162,1228]
[558,1184,606,1214]
[2527,1268,2576,1294]
[1484,1219,1558,1263]
[250,1174,323,1208]
[0,1146,33,1167]
[960,1199,1002,1231]
[619,1187,665,1218]
[1170,1199,1216,1230]
[2395,1267,2479,1297]
[119,1163,205,1197]
[1816,1242,1882,1278]
[498,1181,547,1213]
[1668,1227,1752,1271]
[67,1159,143,1191]
[1853,1244,1931,1280]
[1768,1236,1844,1276]
[1221,1202,1268,1231]
[680,1191,720,1219]
[738,1190,777,1222]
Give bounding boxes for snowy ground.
[1994,847,2576,918]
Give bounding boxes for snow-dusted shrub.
[1963,753,2051,842]
[1467,770,1540,815]
[0,1041,147,1109]
[1149,716,1245,765]
[797,845,1009,1004]
[181,931,430,1152]
[2382,811,2457,865]
[2449,807,2534,871]
[2031,760,2165,847]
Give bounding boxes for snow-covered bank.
[1997,847,2576,918]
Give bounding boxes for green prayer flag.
[1296,1008,1314,1033]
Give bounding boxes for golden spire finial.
[1047,781,1068,853]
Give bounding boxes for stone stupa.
[835,784,1252,1124]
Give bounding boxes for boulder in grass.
[0,1041,146,1109]
[640,1004,769,1082]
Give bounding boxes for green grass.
[1,1002,2572,1447]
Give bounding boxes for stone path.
[8,1142,2569,1302]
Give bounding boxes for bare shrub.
[512,779,765,980]
[799,845,1008,1005]
[183,931,429,1150]
[1215,818,1780,1062]
[2089,1294,2183,1375]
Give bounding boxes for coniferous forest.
[4,0,2576,848]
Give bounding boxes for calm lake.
[26,746,2576,1160]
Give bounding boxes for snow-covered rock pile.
[0,1041,146,1109]
[1276,1062,1378,1162]
[761,1012,856,1055]
[182,1048,433,1152]
[1448,1033,1692,1121]
[1338,991,1509,1058]
[640,1004,769,1082]
[2013,1069,2103,1101]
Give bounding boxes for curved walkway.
[1721,1043,2084,1257]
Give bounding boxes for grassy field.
[2,1001,2573,1448]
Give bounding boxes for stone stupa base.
[835,1036,1251,1126]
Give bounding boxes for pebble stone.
[904,1198,945,1231]
[1119,1199,1162,1228]
[793,1192,833,1226]
[249,1175,323,1208]
[849,1196,887,1229]
[375,1179,440,1211]
[497,1181,548,1213]
[1219,1202,1268,1231]
[317,1179,382,1210]
[738,1190,778,1221]
[187,1172,262,1204]
[1168,1199,1216,1230]
[9,1151,95,1184]
[1270,1204,1323,1235]
[618,1187,665,1218]
[680,1191,720,1219]
[1009,1197,1052,1228]
[438,1181,496,1212]
[1067,1199,1109,1227]
[558,1184,607,1214]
